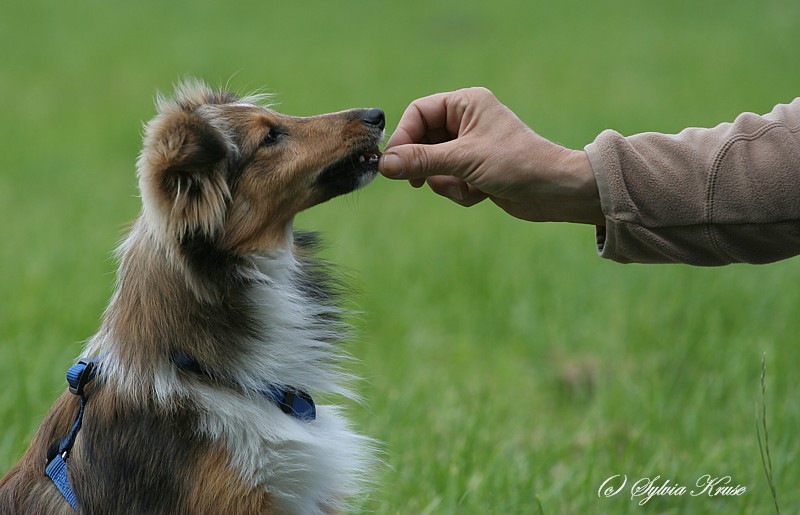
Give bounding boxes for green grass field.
[2,0,799,513]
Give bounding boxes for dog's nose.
[362,108,385,130]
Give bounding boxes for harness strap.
[45,359,98,511]
[45,453,77,509]
[263,384,317,422]
[172,353,316,421]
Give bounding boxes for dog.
[0,80,383,514]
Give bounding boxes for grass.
[1,0,799,512]
[757,354,781,514]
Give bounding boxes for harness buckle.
[67,360,97,396]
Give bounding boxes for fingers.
[426,176,489,207]
[384,91,456,150]
[385,88,488,150]
[380,140,464,180]
[381,88,501,207]
[406,176,486,205]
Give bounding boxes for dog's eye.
[262,128,282,146]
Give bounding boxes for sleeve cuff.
[584,140,617,260]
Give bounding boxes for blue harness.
[45,359,97,510]
[45,356,316,510]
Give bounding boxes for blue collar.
[172,353,317,422]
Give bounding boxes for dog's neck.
[83,219,353,406]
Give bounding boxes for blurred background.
[1,0,798,512]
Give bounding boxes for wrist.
[560,149,605,225]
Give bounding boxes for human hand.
[379,87,604,225]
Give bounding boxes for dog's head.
[137,80,384,255]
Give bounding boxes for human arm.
[380,89,800,265]
[588,98,800,265]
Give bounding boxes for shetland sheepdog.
[0,80,383,514]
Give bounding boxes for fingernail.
[380,153,404,178]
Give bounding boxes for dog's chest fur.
[78,227,374,514]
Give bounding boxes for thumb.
[379,141,462,180]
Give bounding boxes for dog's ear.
[138,106,232,242]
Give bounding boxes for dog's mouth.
[314,143,382,201]
[356,148,382,168]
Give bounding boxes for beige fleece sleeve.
[584,98,800,265]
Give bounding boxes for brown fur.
[0,80,383,514]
